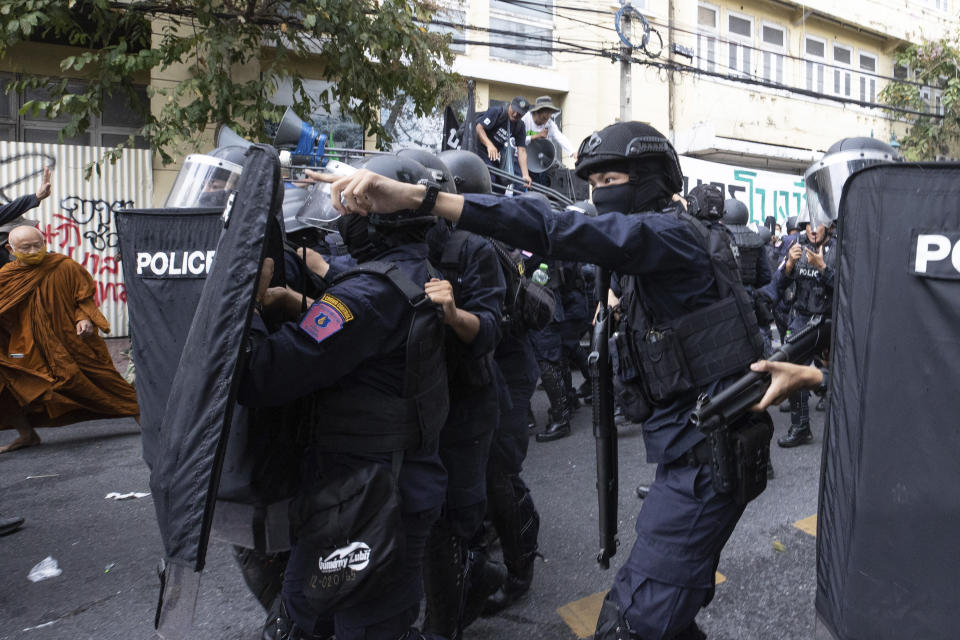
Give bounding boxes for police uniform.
[240,242,447,640]
[422,221,507,636]
[722,200,773,356]
[456,192,763,639]
[774,233,836,445]
[527,256,577,442]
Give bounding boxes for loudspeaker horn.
[215,125,254,149]
[527,138,560,173]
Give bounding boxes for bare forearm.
[448,308,481,344]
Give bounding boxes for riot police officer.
[438,149,544,617]
[722,197,774,355]
[413,149,509,638]
[321,121,770,640]
[773,205,836,447]
[239,155,449,640]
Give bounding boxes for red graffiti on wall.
[41,213,127,306]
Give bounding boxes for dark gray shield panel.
[818,163,960,639]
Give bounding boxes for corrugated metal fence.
[0,142,153,337]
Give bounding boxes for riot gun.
[690,315,832,434]
[589,267,618,569]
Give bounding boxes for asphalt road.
[0,378,824,640]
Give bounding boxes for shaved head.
[8,225,44,251]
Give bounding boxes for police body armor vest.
[306,261,449,454]
[435,229,496,387]
[793,237,836,317]
[619,209,763,404]
[727,224,765,287]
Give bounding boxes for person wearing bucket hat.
[474,96,533,187]
[522,96,575,163]
[0,166,52,264]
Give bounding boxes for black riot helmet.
[437,149,493,195]
[786,215,799,233]
[397,148,456,194]
[758,226,773,244]
[575,121,684,192]
[338,155,435,262]
[805,136,901,230]
[686,184,724,220]
[722,198,749,225]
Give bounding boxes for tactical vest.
[434,229,496,387]
[727,224,766,287]
[305,261,449,454]
[619,209,763,404]
[793,237,836,317]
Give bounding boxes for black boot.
[536,361,571,442]
[423,527,466,638]
[482,555,534,616]
[234,546,289,612]
[577,380,592,404]
[261,598,296,640]
[485,473,540,616]
[462,549,508,625]
[778,423,812,447]
[635,485,650,499]
[815,395,826,411]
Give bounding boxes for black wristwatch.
[415,179,442,215]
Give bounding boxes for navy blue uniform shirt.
[239,243,446,513]
[458,194,735,464]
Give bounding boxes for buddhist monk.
[0,225,139,452]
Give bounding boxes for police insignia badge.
[299,294,353,343]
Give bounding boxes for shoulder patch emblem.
[320,294,354,322]
[299,297,352,344]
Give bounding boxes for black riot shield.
[817,163,960,640]
[115,208,224,469]
[118,145,285,638]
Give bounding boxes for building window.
[760,23,785,85]
[489,18,553,67]
[832,44,853,98]
[859,52,877,103]
[804,36,826,94]
[488,0,554,68]
[1,73,148,148]
[696,3,719,73]
[430,2,467,55]
[727,12,753,77]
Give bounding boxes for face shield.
[804,149,894,230]
[294,160,358,230]
[165,154,243,208]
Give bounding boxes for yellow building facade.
[448,0,957,173]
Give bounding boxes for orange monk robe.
[0,252,139,428]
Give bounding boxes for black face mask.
[337,215,381,262]
[591,171,672,215]
[591,183,638,215]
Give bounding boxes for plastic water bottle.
[532,263,550,286]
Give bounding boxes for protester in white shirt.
[522,96,575,162]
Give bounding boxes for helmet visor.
[294,161,358,229]
[165,154,243,208]
[804,149,893,229]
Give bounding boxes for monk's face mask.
[13,247,46,266]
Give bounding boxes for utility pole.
[620,0,632,122]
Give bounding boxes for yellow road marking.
[557,573,727,639]
[794,514,817,537]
